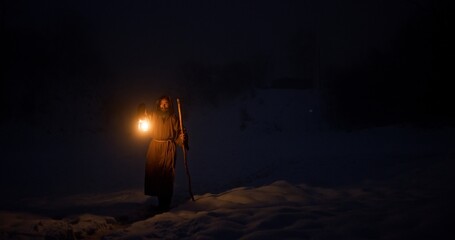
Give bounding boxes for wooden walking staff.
[176,98,195,201]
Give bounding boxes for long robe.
[144,112,182,201]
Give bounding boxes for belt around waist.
[152,138,173,142]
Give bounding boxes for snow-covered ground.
[1,89,454,239]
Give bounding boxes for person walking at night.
[143,95,188,211]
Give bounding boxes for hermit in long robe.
[144,96,186,211]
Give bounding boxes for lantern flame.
[138,119,151,132]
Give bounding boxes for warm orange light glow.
[138,119,151,132]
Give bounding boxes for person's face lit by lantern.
[160,99,170,113]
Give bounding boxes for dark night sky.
[5,1,307,70]
[2,0,454,129]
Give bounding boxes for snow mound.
[1,178,451,240]
[103,180,447,240]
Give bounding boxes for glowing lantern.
[138,118,151,132]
